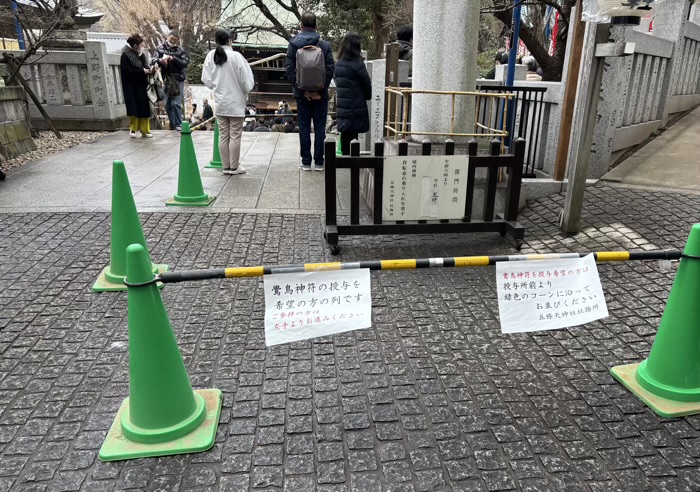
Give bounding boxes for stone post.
[651,0,691,125]
[84,40,118,120]
[410,0,480,141]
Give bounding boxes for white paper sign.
[382,155,470,221]
[263,269,372,346]
[496,254,608,334]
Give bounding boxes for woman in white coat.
[201,29,255,175]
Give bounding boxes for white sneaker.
[231,166,247,175]
[142,133,153,139]
[223,169,234,175]
[129,132,137,138]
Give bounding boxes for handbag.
[164,74,180,97]
[147,71,165,103]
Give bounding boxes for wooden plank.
[553,7,585,181]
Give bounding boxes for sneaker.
[300,164,312,171]
[175,126,182,132]
[142,133,153,139]
[129,131,137,138]
[231,166,247,175]
[314,165,324,172]
[223,168,234,175]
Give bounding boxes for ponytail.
[214,45,227,66]
[213,28,232,66]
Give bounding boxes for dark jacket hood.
[290,29,321,48]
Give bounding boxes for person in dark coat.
[153,30,189,131]
[333,32,371,155]
[120,34,154,138]
[397,25,413,76]
[285,11,335,171]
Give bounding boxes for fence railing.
[3,42,126,129]
[324,138,527,255]
[384,88,512,139]
[476,84,548,178]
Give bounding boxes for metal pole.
[154,249,684,284]
[11,1,26,50]
[505,2,522,146]
[506,2,522,86]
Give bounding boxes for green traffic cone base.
[98,388,221,461]
[165,195,216,207]
[611,363,700,418]
[205,160,223,169]
[93,263,169,292]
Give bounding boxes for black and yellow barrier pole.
[156,250,682,284]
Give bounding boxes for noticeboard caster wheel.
[515,239,523,251]
[330,244,340,256]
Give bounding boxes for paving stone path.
[1,186,700,491]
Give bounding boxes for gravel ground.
[0,130,111,172]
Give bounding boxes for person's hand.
[143,68,150,74]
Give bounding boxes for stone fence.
[2,41,127,130]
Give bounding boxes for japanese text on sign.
[263,269,372,346]
[496,254,609,334]
[383,155,469,221]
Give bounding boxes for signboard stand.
[324,139,527,255]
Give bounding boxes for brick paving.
[1,185,700,491]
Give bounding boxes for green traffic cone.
[92,161,168,292]
[336,133,342,155]
[205,119,223,169]
[166,122,216,206]
[99,244,222,461]
[611,223,700,417]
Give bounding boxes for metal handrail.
[384,87,514,140]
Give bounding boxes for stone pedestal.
[410,0,480,142]
[495,64,527,82]
[44,29,88,51]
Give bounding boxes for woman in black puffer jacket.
[334,32,372,155]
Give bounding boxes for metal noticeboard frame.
[323,138,527,255]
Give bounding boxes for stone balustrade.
[2,41,127,130]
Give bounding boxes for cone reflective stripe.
[611,223,700,417]
[92,161,168,292]
[166,122,216,206]
[99,244,221,461]
[205,119,223,169]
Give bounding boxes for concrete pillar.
[650,0,691,124]
[411,0,480,141]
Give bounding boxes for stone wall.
[0,85,37,161]
[2,41,127,131]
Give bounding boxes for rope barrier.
[154,250,684,285]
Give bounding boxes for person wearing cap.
[153,29,189,131]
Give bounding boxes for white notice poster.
[496,254,608,334]
[263,269,372,346]
[382,155,469,221]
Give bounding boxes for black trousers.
[340,132,360,155]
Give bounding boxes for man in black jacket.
[202,99,214,129]
[285,12,335,171]
[153,30,189,131]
